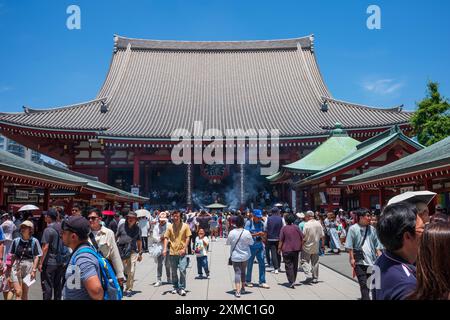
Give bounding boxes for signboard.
[319,192,327,204]
[15,190,29,200]
[90,199,106,206]
[8,194,38,204]
[326,188,341,196]
[131,187,140,211]
[400,186,414,194]
[291,189,296,213]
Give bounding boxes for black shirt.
[41,222,62,266]
[116,223,141,252]
[10,236,42,260]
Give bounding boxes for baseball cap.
[159,211,168,221]
[20,220,34,229]
[126,211,138,218]
[45,208,58,219]
[62,216,90,239]
[253,209,263,218]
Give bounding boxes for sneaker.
[171,289,178,294]
[261,283,270,289]
[206,274,210,279]
[125,290,133,297]
[241,288,247,294]
[246,282,254,287]
[154,281,162,287]
[273,269,279,274]
[179,289,187,296]
[289,283,296,289]
[312,279,319,284]
[235,291,241,298]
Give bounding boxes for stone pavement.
[124,238,360,300]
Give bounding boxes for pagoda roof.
[343,136,450,187]
[0,35,412,139]
[297,126,424,186]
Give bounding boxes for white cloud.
[0,85,13,93]
[363,79,404,95]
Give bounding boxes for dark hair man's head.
[285,214,296,225]
[235,215,245,228]
[71,205,82,217]
[377,202,423,263]
[356,208,371,226]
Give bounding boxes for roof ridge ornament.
[310,34,315,53]
[23,106,30,115]
[113,34,119,53]
[100,100,108,113]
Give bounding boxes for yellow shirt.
[164,222,192,256]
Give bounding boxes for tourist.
[345,208,383,300]
[194,228,210,279]
[10,220,42,300]
[0,253,14,300]
[186,211,197,254]
[296,212,306,232]
[12,212,22,239]
[116,211,143,296]
[209,213,219,241]
[408,222,450,300]
[163,210,192,296]
[265,207,284,274]
[431,213,449,223]
[278,213,303,288]
[226,215,253,298]
[70,205,82,217]
[324,212,341,254]
[245,209,270,289]
[62,216,103,300]
[300,210,325,284]
[108,213,121,235]
[373,202,423,300]
[138,215,150,253]
[38,209,67,300]
[196,210,212,237]
[87,209,125,289]
[152,211,171,287]
[1,213,16,261]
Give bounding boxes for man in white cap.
[301,210,325,284]
[151,211,171,287]
[296,212,306,232]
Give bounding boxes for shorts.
[11,260,33,284]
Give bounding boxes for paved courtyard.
[124,238,360,300]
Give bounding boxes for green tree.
[411,81,450,146]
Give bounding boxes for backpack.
[12,237,38,257]
[49,225,70,266]
[70,245,122,300]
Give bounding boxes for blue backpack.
[70,246,123,300]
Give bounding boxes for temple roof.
[297,126,424,186]
[0,35,412,139]
[343,136,450,186]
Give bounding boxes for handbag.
[353,226,369,261]
[228,230,244,265]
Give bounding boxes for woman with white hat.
[9,220,42,300]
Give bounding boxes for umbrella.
[135,209,151,218]
[274,203,283,208]
[387,191,437,206]
[102,210,115,216]
[18,204,40,212]
[205,203,228,209]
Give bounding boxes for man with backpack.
[39,209,69,300]
[62,216,104,300]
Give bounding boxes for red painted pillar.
[43,188,50,211]
[424,179,436,215]
[144,164,149,195]
[379,187,386,209]
[133,153,140,186]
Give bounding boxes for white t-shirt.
[194,236,209,257]
[226,228,254,262]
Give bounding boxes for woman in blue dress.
[324,212,341,254]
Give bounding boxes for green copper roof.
[283,125,360,173]
[343,136,449,185]
[267,123,359,182]
[298,126,424,185]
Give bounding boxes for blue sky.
[0,0,449,112]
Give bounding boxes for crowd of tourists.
[0,198,448,300]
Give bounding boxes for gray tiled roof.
[0,35,412,138]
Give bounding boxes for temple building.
[0,35,413,209]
